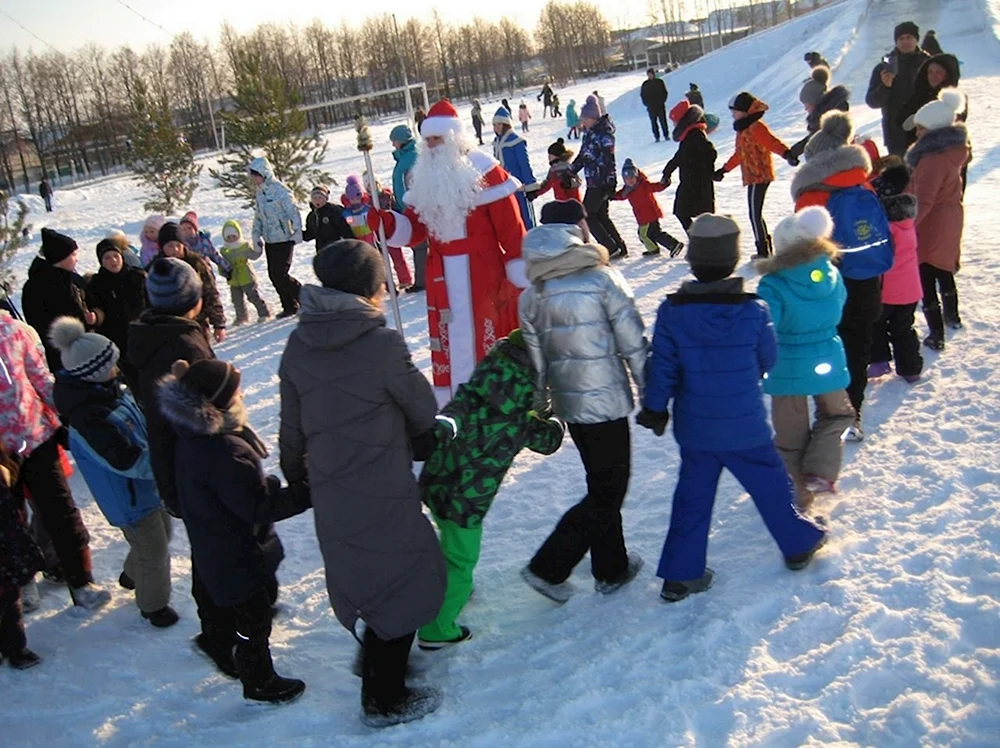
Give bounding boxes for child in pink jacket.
[868,157,922,382]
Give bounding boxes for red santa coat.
[379,151,528,401]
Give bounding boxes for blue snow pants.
[657,442,826,581]
[515,192,535,230]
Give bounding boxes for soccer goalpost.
[298,83,431,130]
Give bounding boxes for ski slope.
[3,0,1000,744]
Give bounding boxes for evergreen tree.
[126,81,202,214]
[0,189,31,303]
[209,48,330,208]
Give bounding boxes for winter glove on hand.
[525,189,540,201]
[783,150,800,167]
[636,408,669,436]
[265,475,282,497]
[256,238,265,251]
[661,175,672,187]
[410,429,439,462]
[713,169,726,182]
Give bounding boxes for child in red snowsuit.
[613,159,684,257]
[536,139,583,202]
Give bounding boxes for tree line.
[0,1,613,192]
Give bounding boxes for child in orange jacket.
[613,159,684,257]
[715,92,797,258]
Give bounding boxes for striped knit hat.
[49,316,120,382]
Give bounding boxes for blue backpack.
[825,186,894,280]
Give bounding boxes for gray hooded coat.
[278,285,445,641]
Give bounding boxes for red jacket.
[536,162,583,202]
[613,172,666,225]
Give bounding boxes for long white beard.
[407,136,483,242]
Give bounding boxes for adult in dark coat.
[86,239,147,389]
[663,101,717,231]
[788,67,851,160]
[896,54,963,149]
[804,51,829,69]
[152,222,227,343]
[921,30,943,56]
[279,240,444,727]
[21,228,97,373]
[38,179,53,212]
[685,83,704,109]
[303,185,354,251]
[640,69,669,142]
[865,21,931,155]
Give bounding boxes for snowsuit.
[21,256,96,374]
[663,114,717,231]
[471,102,484,144]
[183,231,230,276]
[721,97,791,256]
[572,115,626,254]
[865,47,932,156]
[536,160,582,202]
[494,128,539,229]
[613,172,681,254]
[158,376,309,692]
[643,278,825,581]
[419,335,563,642]
[755,246,853,504]
[220,220,270,324]
[640,75,669,141]
[151,249,226,335]
[518,105,531,133]
[870,168,923,377]
[906,125,970,339]
[0,312,93,589]
[250,156,303,316]
[0,454,43,662]
[518,224,646,585]
[566,101,580,139]
[85,264,147,389]
[52,375,171,614]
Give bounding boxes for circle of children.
[0,17,969,729]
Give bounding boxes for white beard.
[407,135,483,243]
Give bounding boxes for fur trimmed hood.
[754,239,838,276]
[905,124,969,169]
[880,192,918,222]
[157,374,248,437]
[806,85,850,132]
[791,144,871,200]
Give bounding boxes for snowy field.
[3,0,1000,744]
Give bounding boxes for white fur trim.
[385,211,413,247]
[443,254,476,396]
[420,116,462,139]
[475,176,521,207]
[467,150,501,174]
[505,258,529,289]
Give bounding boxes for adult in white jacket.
[249,157,303,318]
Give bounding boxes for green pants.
[418,516,482,642]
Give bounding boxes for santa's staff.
[355,116,404,332]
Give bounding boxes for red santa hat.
[420,99,463,139]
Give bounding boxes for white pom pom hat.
[913,89,965,131]
[773,206,834,255]
[419,99,463,139]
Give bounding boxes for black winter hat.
[540,199,587,226]
[872,163,911,198]
[41,228,77,264]
[548,138,571,159]
[313,239,385,298]
[895,21,919,41]
[170,359,241,409]
[96,238,123,263]
[728,92,756,113]
[687,214,741,282]
[157,221,183,250]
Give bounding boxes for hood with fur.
[157,372,248,437]
[755,239,838,276]
[791,144,871,200]
[905,124,969,170]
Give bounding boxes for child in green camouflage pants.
[418,329,564,650]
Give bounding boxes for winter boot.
[142,606,180,628]
[361,685,443,728]
[802,475,836,495]
[233,316,249,327]
[236,634,305,705]
[243,674,306,705]
[669,239,685,258]
[418,626,473,652]
[755,237,773,259]
[660,569,715,603]
[42,566,66,585]
[785,534,827,571]
[118,571,135,590]
[193,634,239,679]
[5,648,41,670]
[520,566,574,604]
[595,553,645,595]
[941,291,962,329]
[844,416,864,443]
[867,361,892,378]
[922,304,946,351]
[69,583,111,611]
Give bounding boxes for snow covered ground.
[3,0,1000,744]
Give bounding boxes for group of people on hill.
[0,14,972,731]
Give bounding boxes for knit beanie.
[41,228,77,264]
[804,110,853,160]
[548,138,571,159]
[157,221,183,250]
[345,175,364,202]
[728,92,756,113]
[311,185,330,199]
[804,51,822,65]
[49,316,120,382]
[580,95,601,120]
[773,206,834,257]
[895,21,919,41]
[389,124,413,144]
[493,106,513,127]
[179,211,199,232]
[913,89,965,131]
[540,199,587,226]
[143,214,165,236]
[170,359,241,410]
[799,66,831,107]
[96,238,124,263]
[621,159,638,179]
[313,239,385,298]
[146,257,202,315]
[686,214,741,280]
[871,161,910,198]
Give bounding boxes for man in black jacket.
[303,185,353,252]
[865,21,931,155]
[640,69,669,142]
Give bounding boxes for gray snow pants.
[121,508,173,613]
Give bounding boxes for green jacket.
[219,220,263,288]
[420,336,564,528]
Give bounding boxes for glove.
[54,425,70,448]
[410,429,438,462]
[256,237,265,251]
[292,231,303,244]
[636,408,669,436]
[265,474,282,496]
[661,175,672,187]
[783,150,800,167]
[713,169,726,182]
[525,189,540,201]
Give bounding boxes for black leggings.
[583,187,627,253]
[747,183,771,253]
[919,263,959,319]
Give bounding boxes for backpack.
[826,186,894,280]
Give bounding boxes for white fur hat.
[773,206,834,255]
[913,89,965,131]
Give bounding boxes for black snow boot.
[4,648,42,670]
[361,686,443,728]
[660,569,715,603]
[941,291,963,329]
[142,606,179,628]
[922,303,946,351]
[236,636,305,705]
[193,633,239,679]
[595,553,644,594]
[785,534,828,571]
[118,571,135,590]
[755,237,773,259]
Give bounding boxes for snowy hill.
[3,0,1000,744]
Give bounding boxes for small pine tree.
[209,48,331,208]
[126,81,202,214]
[0,190,31,300]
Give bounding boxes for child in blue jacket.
[49,316,176,627]
[755,207,854,506]
[637,214,826,602]
[492,107,539,229]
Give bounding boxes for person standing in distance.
[248,157,303,318]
